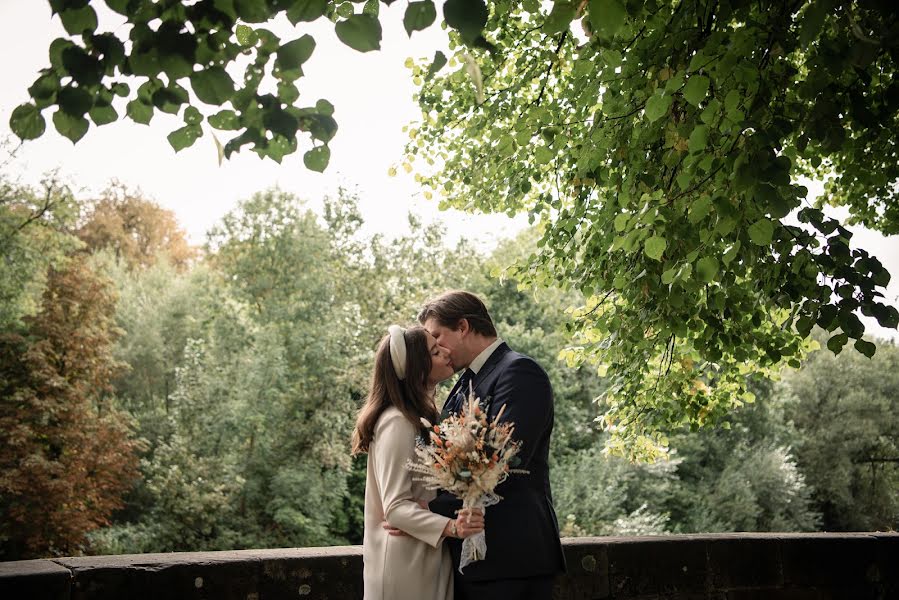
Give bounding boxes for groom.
[419,290,566,600]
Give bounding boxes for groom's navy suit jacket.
[429,342,566,583]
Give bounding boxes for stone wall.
[1,533,896,599]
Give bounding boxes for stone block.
[554,539,609,599]
[0,558,71,600]
[779,534,879,589]
[55,546,363,600]
[607,537,710,598]
[706,536,783,591]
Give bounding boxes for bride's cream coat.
[362,406,454,600]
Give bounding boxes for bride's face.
[426,332,454,386]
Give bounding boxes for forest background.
[1,172,896,560]
[2,0,899,562]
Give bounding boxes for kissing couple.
[352,291,566,599]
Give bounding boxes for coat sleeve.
[373,411,451,548]
[490,358,553,472]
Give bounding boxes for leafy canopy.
[10,0,899,457]
[9,0,491,166]
[406,0,898,456]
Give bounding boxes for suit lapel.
[441,343,512,419]
[473,342,510,387]
[440,371,467,419]
[470,343,510,414]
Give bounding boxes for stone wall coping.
[2,532,896,572]
[2,532,896,600]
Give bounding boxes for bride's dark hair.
[351,326,440,455]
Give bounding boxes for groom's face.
[422,317,466,371]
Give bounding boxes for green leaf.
[404,1,437,36]
[57,86,93,116]
[59,5,98,35]
[234,0,269,23]
[722,241,741,266]
[105,0,130,16]
[645,93,672,122]
[152,84,190,114]
[286,0,328,24]
[277,35,316,70]
[443,0,488,44]
[335,15,382,53]
[688,195,712,224]
[543,1,576,35]
[167,124,203,151]
[62,46,103,86]
[644,236,667,261]
[826,332,848,355]
[588,0,627,38]
[683,75,710,106]
[696,256,719,283]
[9,103,46,140]
[208,109,240,130]
[427,51,448,79]
[661,266,678,285]
[315,99,334,116]
[89,103,117,126]
[873,304,898,329]
[534,146,553,165]
[688,124,708,154]
[28,73,60,105]
[303,145,330,172]
[126,99,153,124]
[748,218,774,246]
[183,106,203,125]
[613,212,629,232]
[853,338,876,358]
[190,67,236,105]
[796,315,814,336]
[800,1,827,48]
[307,114,338,142]
[236,24,259,47]
[724,89,741,113]
[52,110,89,143]
[49,38,74,70]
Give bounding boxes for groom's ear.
[457,318,470,337]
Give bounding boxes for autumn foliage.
[77,183,195,270]
[0,257,141,559]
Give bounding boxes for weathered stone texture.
[2,533,896,599]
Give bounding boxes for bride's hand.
[452,508,485,538]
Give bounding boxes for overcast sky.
[0,1,528,248]
[1,1,896,341]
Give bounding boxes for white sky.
[0,1,528,249]
[1,1,896,341]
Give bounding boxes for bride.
[352,325,484,600]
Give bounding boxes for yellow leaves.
[387,166,397,177]
[402,162,413,174]
[658,67,672,81]
[569,177,596,187]
[688,378,709,396]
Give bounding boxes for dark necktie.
[446,368,475,417]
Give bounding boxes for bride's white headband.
[387,325,407,380]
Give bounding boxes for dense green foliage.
[410,0,899,456]
[2,166,896,558]
[10,1,897,456]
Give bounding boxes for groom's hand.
[381,499,430,536]
[381,521,407,537]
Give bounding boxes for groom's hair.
[418,290,497,337]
